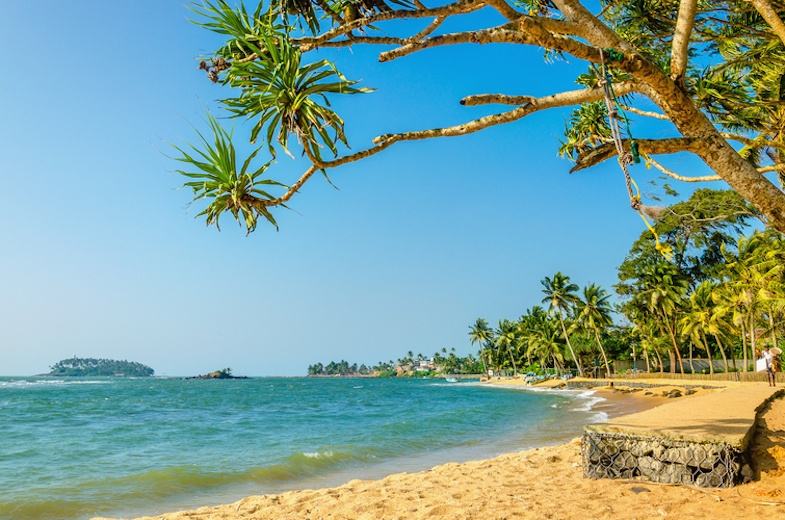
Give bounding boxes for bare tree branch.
[550,0,628,48]
[720,132,785,151]
[461,81,637,106]
[375,83,639,144]
[571,137,703,172]
[411,15,446,42]
[256,138,402,208]
[758,164,785,173]
[295,0,486,51]
[621,105,669,120]
[379,18,602,63]
[671,0,698,84]
[484,0,523,21]
[646,155,722,182]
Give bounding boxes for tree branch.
[747,0,785,47]
[550,0,627,48]
[379,18,602,63]
[758,164,785,173]
[295,0,486,51]
[484,0,523,21]
[375,83,639,144]
[646,155,722,182]
[256,138,401,208]
[461,81,637,107]
[620,105,669,120]
[670,0,698,84]
[571,137,703,172]
[720,132,785,151]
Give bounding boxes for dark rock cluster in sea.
[185,369,249,380]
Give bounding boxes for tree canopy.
[49,357,155,377]
[175,0,785,234]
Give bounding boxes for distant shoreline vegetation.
[307,349,484,378]
[48,357,154,377]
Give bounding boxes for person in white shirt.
[762,346,776,387]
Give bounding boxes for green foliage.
[618,188,759,286]
[558,101,611,161]
[49,357,154,377]
[219,27,372,160]
[172,112,285,233]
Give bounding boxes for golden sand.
[96,380,785,520]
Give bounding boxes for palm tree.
[468,318,494,376]
[541,272,584,376]
[576,284,614,378]
[495,319,519,376]
[717,232,783,369]
[525,314,567,373]
[680,280,717,374]
[632,262,689,373]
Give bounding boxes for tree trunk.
[655,347,664,373]
[630,60,785,233]
[700,331,714,375]
[594,330,612,378]
[748,311,757,371]
[663,317,685,374]
[770,311,779,351]
[714,333,730,373]
[507,345,517,376]
[558,309,584,376]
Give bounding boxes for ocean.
[0,376,607,520]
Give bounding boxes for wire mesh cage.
[582,431,750,488]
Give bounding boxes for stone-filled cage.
[582,431,752,488]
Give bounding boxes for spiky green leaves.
[221,29,373,161]
[558,101,612,161]
[181,2,374,233]
[172,113,286,234]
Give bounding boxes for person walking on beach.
[762,346,777,387]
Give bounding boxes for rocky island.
[186,368,248,380]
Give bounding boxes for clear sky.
[0,2,714,376]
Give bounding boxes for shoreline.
[91,379,785,520]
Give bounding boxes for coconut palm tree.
[631,262,689,373]
[576,283,614,378]
[525,314,567,373]
[495,319,519,376]
[680,280,718,374]
[541,272,584,376]
[468,318,494,376]
[717,232,784,369]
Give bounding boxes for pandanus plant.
[171,112,284,233]
[175,1,372,231]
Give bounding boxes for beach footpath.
[95,380,785,520]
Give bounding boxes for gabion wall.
[582,432,753,488]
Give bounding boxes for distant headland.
[48,357,154,377]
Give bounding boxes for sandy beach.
[96,380,785,520]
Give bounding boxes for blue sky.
[0,2,714,376]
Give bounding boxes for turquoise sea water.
[0,377,606,520]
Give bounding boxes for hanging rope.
[599,49,672,260]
